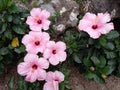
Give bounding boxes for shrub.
[0,0,29,74]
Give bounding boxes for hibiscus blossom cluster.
[78,12,114,39]
[17,8,67,90]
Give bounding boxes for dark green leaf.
[8,76,14,90]
[73,54,81,63]
[0,23,7,34]
[13,26,25,34]
[107,30,119,39]
[106,43,115,50]
[0,63,4,74]
[0,55,3,61]
[97,56,106,68]
[85,71,95,79]
[83,58,92,67]
[93,74,105,83]
[4,30,12,39]
[105,51,116,59]
[99,36,107,46]
[0,47,9,55]
[91,56,100,66]
[100,66,114,75]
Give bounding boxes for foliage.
[64,29,120,83]
[0,0,29,74]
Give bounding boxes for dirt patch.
[69,66,120,90]
[1,65,120,90]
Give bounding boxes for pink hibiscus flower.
[78,12,114,39]
[22,31,50,54]
[43,71,64,90]
[43,41,67,65]
[17,54,49,83]
[26,8,51,31]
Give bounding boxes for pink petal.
[86,28,101,39]
[46,41,56,48]
[83,12,96,21]
[56,41,66,51]
[98,12,111,23]
[41,10,50,19]
[42,20,51,30]
[43,49,51,59]
[22,34,33,45]
[54,71,64,83]
[26,44,38,54]
[25,71,38,83]
[99,23,114,34]
[37,69,47,81]
[30,8,41,17]
[30,24,42,31]
[17,62,30,76]
[49,56,59,65]
[57,51,67,62]
[39,58,49,69]
[46,71,54,82]
[43,81,59,90]
[26,16,35,25]
[24,54,39,62]
[78,19,92,31]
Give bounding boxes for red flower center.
[92,25,98,29]
[54,78,59,81]
[32,64,38,70]
[37,19,42,24]
[35,41,40,46]
[52,50,57,54]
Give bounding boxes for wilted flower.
[78,12,114,39]
[43,41,67,65]
[11,37,19,48]
[26,8,51,31]
[43,71,64,90]
[17,54,49,83]
[22,31,50,54]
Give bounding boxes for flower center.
[37,19,42,24]
[54,78,59,81]
[35,41,40,46]
[52,50,57,54]
[32,64,38,70]
[92,25,98,29]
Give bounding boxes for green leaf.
[107,30,119,39]
[8,76,14,90]
[0,63,4,74]
[105,51,116,59]
[0,47,9,55]
[93,74,105,83]
[85,71,95,79]
[99,36,107,46]
[83,58,92,67]
[97,56,106,68]
[108,59,117,65]
[13,26,25,34]
[0,55,3,61]
[100,66,114,75]
[0,23,7,34]
[73,54,81,63]
[106,43,115,50]
[4,30,12,39]
[14,45,25,54]
[91,56,100,66]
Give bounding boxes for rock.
[82,0,120,19]
[39,0,44,4]
[40,4,56,16]
[53,24,66,32]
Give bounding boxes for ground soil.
[1,66,120,90]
